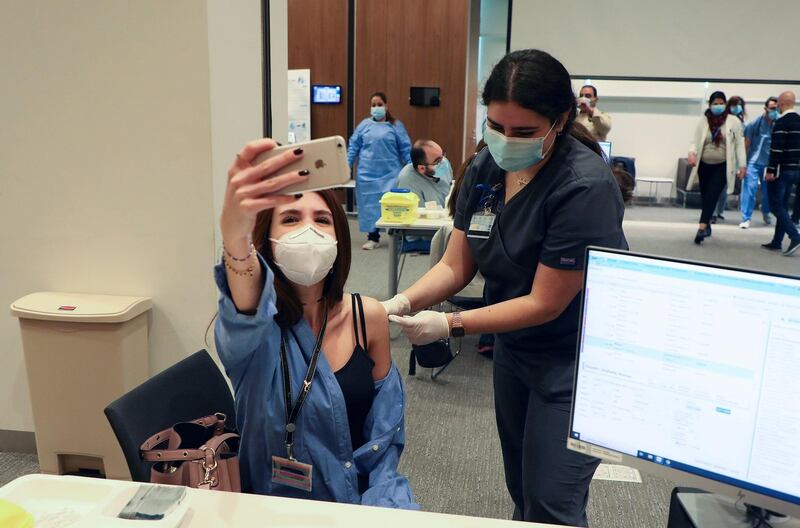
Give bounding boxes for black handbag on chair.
[409,339,454,377]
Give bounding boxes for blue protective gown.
[214,254,418,509]
[347,118,412,232]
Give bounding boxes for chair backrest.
[676,157,695,191]
[430,225,485,302]
[104,349,235,482]
[611,156,636,179]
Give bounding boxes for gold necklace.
[516,175,530,187]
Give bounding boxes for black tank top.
[333,293,376,453]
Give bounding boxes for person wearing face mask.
[215,139,417,508]
[395,139,454,252]
[348,92,412,250]
[763,90,800,256]
[687,91,746,244]
[740,96,779,228]
[381,49,627,526]
[575,84,612,141]
[710,96,747,223]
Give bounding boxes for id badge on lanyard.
[468,211,496,239]
[271,305,328,492]
[468,183,501,239]
[272,455,313,492]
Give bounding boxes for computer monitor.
[569,247,800,518]
[598,141,611,163]
[311,85,341,104]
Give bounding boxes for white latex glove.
[380,294,411,317]
[389,311,449,345]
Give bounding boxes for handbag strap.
[141,432,239,462]
[140,413,230,459]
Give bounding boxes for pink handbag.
[140,413,240,492]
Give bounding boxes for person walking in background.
[740,97,779,228]
[712,95,746,223]
[762,91,800,256]
[687,91,746,244]
[348,92,412,250]
[575,84,612,141]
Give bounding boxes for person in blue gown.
[347,92,412,250]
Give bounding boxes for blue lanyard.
[477,183,502,212]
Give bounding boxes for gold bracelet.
[223,241,254,262]
[223,254,255,277]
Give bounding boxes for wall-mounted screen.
[311,85,341,104]
[410,87,440,107]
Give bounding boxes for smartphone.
[251,135,351,195]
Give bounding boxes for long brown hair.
[251,190,352,328]
[448,140,486,218]
[371,91,397,125]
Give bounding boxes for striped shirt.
[766,110,800,175]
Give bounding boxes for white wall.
[513,0,800,82]
[207,0,268,253]
[572,80,800,197]
[0,0,282,435]
[269,0,289,145]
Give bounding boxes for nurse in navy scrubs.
[383,49,628,526]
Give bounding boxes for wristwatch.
[450,312,465,338]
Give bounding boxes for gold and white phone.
[252,135,351,195]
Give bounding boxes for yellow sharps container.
[380,188,420,224]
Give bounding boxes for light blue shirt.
[214,254,417,509]
[396,163,452,207]
[744,114,774,166]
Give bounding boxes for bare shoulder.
[357,295,391,378]
[359,295,389,334]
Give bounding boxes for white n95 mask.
[270,224,338,286]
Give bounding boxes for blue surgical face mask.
[433,157,452,181]
[483,120,558,172]
[730,105,743,116]
[371,106,386,120]
[710,104,726,116]
[768,109,780,121]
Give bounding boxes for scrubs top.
[454,135,628,365]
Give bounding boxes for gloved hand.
[388,311,449,345]
[380,294,411,317]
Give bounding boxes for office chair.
[104,349,236,482]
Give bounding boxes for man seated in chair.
[396,139,453,253]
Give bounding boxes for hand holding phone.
[251,136,351,195]
[220,138,308,245]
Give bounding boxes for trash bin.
[10,292,152,480]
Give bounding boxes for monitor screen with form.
[569,248,800,516]
[598,141,611,163]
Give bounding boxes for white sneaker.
[739,220,750,229]
[362,240,380,250]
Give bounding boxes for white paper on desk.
[15,498,92,527]
[592,463,642,483]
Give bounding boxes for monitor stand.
[677,492,798,527]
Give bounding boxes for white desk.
[375,214,453,297]
[0,474,568,528]
[636,177,673,206]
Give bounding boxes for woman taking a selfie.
[214,139,416,508]
[384,49,627,526]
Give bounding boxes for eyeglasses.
[424,153,446,167]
